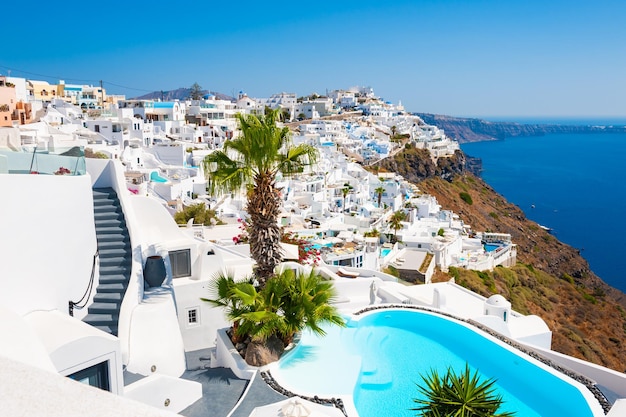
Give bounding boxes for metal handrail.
[69,250,99,316]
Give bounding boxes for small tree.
[375,186,386,208]
[342,183,353,212]
[174,203,223,226]
[411,364,515,417]
[202,269,345,364]
[389,210,406,242]
[190,82,203,100]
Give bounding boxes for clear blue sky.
[2,0,625,118]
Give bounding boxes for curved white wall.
[0,174,97,316]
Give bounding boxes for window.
[94,125,100,133]
[169,249,191,278]
[68,361,110,392]
[187,308,199,325]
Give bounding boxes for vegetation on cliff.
[375,149,626,372]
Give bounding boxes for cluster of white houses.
[2,77,625,416]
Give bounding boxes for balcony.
[0,146,86,175]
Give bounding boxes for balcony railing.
[0,146,86,175]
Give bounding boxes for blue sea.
[460,118,626,293]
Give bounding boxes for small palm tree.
[374,186,385,208]
[411,364,515,417]
[341,182,353,212]
[202,269,345,350]
[278,268,345,345]
[389,210,406,242]
[201,272,253,343]
[203,109,318,287]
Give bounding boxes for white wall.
[0,174,97,316]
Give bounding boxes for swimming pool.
[150,171,168,183]
[272,309,603,417]
[485,243,500,252]
[380,248,391,257]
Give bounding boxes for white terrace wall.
[0,173,97,316]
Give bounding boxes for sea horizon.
[460,124,626,294]
[476,116,626,126]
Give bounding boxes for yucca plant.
[411,364,515,417]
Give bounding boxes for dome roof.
[486,294,510,306]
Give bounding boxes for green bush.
[459,192,473,205]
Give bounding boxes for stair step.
[83,313,117,325]
[94,213,124,223]
[99,264,132,274]
[96,234,129,243]
[99,248,130,258]
[97,240,130,250]
[93,200,119,209]
[88,302,121,314]
[98,274,128,284]
[95,226,126,235]
[99,257,132,268]
[96,282,126,293]
[96,218,126,228]
[93,206,120,214]
[94,292,123,303]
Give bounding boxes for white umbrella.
[249,396,344,417]
[281,398,311,417]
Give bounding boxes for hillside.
[415,113,626,143]
[132,88,234,102]
[372,149,626,372]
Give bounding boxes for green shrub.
[561,273,575,285]
[459,192,473,205]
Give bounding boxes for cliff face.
[376,149,626,372]
[415,113,626,143]
[371,146,466,183]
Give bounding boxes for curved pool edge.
[353,304,611,415]
[259,370,351,416]
[270,304,610,417]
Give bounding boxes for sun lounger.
[337,267,360,278]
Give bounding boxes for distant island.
[415,113,626,143]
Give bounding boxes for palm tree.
[201,272,252,343]
[202,269,345,363]
[278,268,345,345]
[389,210,406,242]
[374,186,385,208]
[411,364,515,417]
[203,109,318,286]
[341,182,353,212]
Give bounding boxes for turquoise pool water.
[380,248,391,257]
[485,243,500,252]
[273,309,600,417]
[150,171,168,183]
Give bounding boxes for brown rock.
[244,335,285,366]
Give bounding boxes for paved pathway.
[179,349,287,417]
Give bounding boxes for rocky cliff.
[415,113,626,143]
[372,149,626,372]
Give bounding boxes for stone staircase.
[83,188,132,336]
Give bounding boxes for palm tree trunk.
[248,172,283,287]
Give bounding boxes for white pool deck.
[238,265,626,417]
